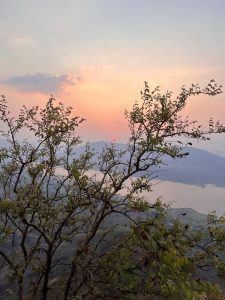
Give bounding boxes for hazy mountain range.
[0,139,225,188]
[75,141,225,188]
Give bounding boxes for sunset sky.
[1,0,225,155]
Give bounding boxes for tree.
[0,80,224,299]
[98,209,225,299]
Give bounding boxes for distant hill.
[0,138,225,188]
[75,141,225,188]
[160,146,225,187]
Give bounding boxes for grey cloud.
[1,73,79,93]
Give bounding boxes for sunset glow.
[0,0,225,151]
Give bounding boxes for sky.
[0,0,225,155]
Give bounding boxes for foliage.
[98,209,225,299]
[0,81,224,299]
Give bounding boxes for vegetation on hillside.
[0,81,225,299]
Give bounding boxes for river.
[55,168,225,216]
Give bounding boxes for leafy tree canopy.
[0,81,224,299]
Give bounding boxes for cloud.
[1,73,79,94]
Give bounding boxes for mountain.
[0,138,224,188]
[160,146,225,187]
[75,141,225,188]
